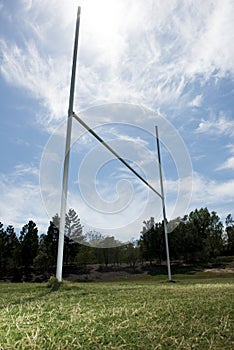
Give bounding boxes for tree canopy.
[0,207,233,281]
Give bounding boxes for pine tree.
[225,214,234,254]
[0,222,7,274]
[44,215,60,267]
[65,208,83,242]
[19,220,39,267]
[6,225,20,269]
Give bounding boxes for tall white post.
[155,126,172,282]
[56,7,81,281]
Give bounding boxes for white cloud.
[227,144,234,154]
[0,166,48,233]
[1,0,234,131]
[74,168,234,239]
[0,39,69,129]
[191,173,234,204]
[0,0,233,240]
[13,164,39,178]
[196,112,234,137]
[186,0,234,78]
[165,171,234,220]
[1,162,232,241]
[217,157,234,170]
[189,94,203,107]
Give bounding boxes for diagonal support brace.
[73,112,162,199]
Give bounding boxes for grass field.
[0,279,233,349]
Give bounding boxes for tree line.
[0,207,233,281]
[139,208,233,263]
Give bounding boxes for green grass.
[0,279,233,349]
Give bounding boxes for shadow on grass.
[0,285,62,310]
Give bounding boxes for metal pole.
[155,126,172,281]
[56,6,81,281]
[72,113,162,199]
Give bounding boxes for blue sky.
[0,0,233,242]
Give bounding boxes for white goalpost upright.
[56,7,81,282]
[56,6,172,282]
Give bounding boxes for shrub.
[47,276,61,290]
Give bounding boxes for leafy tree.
[205,211,223,258]
[174,213,204,262]
[166,219,184,261]
[82,235,124,267]
[139,208,224,264]
[85,230,105,246]
[184,208,223,261]
[138,218,164,263]
[122,241,140,268]
[169,208,224,262]
[97,236,116,267]
[139,217,155,263]
[75,245,97,267]
[84,230,105,264]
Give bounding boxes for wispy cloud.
[0,0,233,237]
[166,171,234,217]
[195,112,234,137]
[13,163,39,178]
[0,165,48,232]
[189,94,203,107]
[226,144,234,154]
[0,39,69,130]
[217,157,234,170]
[190,173,234,205]
[1,0,234,131]
[216,144,234,170]
[185,0,234,78]
[10,137,30,147]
